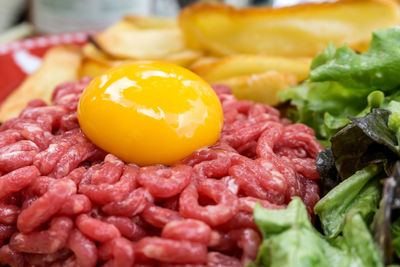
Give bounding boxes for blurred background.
[0,0,326,43]
[0,0,396,121]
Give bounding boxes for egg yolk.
[78,62,223,166]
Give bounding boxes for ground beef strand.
[0,80,322,266]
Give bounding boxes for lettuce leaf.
[314,106,400,263]
[331,108,398,179]
[388,101,400,149]
[280,27,400,140]
[251,198,383,267]
[310,28,400,91]
[342,212,384,267]
[392,217,400,259]
[372,162,400,263]
[314,165,382,238]
[316,147,341,195]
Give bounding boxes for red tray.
[0,32,92,104]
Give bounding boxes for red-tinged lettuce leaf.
[350,109,399,155]
[330,109,398,179]
[316,147,341,196]
[314,107,400,264]
[372,161,400,264]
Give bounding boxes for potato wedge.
[82,43,115,62]
[79,57,118,78]
[179,0,400,57]
[93,16,186,59]
[191,55,311,83]
[159,49,203,67]
[80,43,123,77]
[215,71,297,106]
[189,56,221,70]
[123,16,179,29]
[0,45,82,121]
[80,47,202,80]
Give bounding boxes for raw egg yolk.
[78,62,223,166]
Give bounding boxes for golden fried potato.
[80,43,123,77]
[191,55,311,83]
[123,16,178,29]
[79,57,118,78]
[93,16,186,59]
[216,71,298,106]
[179,0,400,57]
[159,49,203,67]
[82,43,115,62]
[189,56,221,70]
[0,45,82,121]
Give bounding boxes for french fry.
[159,49,203,67]
[215,71,297,106]
[0,45,82,121]
[191,55,311,83]
[92,16,186,59]
[82,43,115,62]
[179,0,400,57]
[79,57,118,78]
[123,16,179,29]
[189,56,221,70]
[80,43,123,77]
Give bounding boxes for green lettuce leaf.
[392,217,400,259]
[251,198,383,267]
[388,101,400,147]
[314,164,382,238]
[342,212,383,267]
[280,27,400,140]
[310,28,400,91]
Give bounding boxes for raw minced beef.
[0,79,322,266]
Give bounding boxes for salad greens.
[314,165,382,238]
[280,27,400,141]
[372,162,400,263]
[330,109,398,178]
[392,216,400,259]
[252,27,400,266]
[250,198,382,267]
